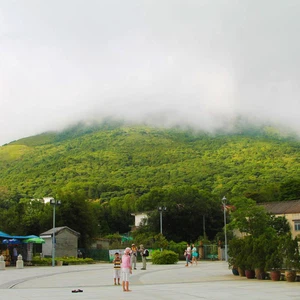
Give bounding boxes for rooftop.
[261,199,300,214]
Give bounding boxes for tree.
[268,215,290,235]
[135,186,221,242]
[228,196,271,237]
[56,190,99,248]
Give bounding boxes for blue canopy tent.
[1,234,42,265]
[2,238,22,245]
[0,231,13,239]
[11,235,39,240]
[0,231,40,240]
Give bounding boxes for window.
[294,221,300,231]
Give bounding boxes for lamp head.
[158,206,167,211]
[49,198,61,205]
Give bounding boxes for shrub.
[61,257,94,265]
[168,241,188,259]
[151,250,178,264]
[31,256,52,266]
[31,255,94,266]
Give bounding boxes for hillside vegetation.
[0,123,300,245]
[1,123,300,202]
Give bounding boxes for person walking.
[121,247,132,292]
[184,244,192,267]
[139,244,147,270]
[191,244,198,266]
[130,243,138,270]
[113,252,121,285]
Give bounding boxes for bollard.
[16,254,24,269]
[0,255,5,270]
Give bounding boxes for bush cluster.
[31,256,94,266]
[151,250,179,264]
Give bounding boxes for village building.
[40,226,80,258]
[261,200,300,239]
[130,212,148,231]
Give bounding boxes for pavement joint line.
[0,265,112,289]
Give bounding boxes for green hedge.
[31,256,94,266]
[151,250,179,264]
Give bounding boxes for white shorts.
[114,269,121,279]
[121,268,130,282]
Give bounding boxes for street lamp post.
[50,198,61,267]
[158,206,167,251]
[158,206,167,235]
[222,196,228,262]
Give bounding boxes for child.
[113,252,121,285]
[121,247,132,292]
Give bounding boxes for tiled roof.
[260,200,300,214]
[40,226,80,237]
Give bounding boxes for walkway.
[0,261,299,299]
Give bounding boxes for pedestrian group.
[113,243,148,292]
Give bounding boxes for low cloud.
[1,0,300,145]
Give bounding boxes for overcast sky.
[1,0,300,145]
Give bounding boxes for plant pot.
[232,268,239,276]
[270,270,281,281]
[245,269,255,279]
[238,267,245,277]
[56,261,63,266]
[255,268,266,280]
[285,270,296,282]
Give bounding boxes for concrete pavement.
[1,261,300,299]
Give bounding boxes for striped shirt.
[113,257,121,269]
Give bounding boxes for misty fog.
[1,0,300,145]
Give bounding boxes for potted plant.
[241,236,255,279]
[228,238,245,277]
[283,236,300,282]
[266,235,284,281]
[227,254,239,276]
[251,231,277,280]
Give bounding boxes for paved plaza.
[1,261,300,299]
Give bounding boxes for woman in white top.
[185,244,191,266]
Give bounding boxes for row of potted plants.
[225,196,300,282]
[228,233,300,282]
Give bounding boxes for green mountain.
[1,122,300,202]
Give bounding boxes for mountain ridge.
[1,122,300,203]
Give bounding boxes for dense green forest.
[1,122,300,247]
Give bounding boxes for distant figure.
[184,244,192,267]
[113,252,121,285]
[191,244,198,265]
[13,247,18,265]
[77,250,83,258]
[121,247,132,292]
[139,244,147,270]
[130,243,138,270]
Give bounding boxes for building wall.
[277,213,300,239]
[233,213,300,239]
[56,230,78,257]
[134,213,148,226]
[41,229,78,258]
[90,239,110,250]
[42,237,53,257]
